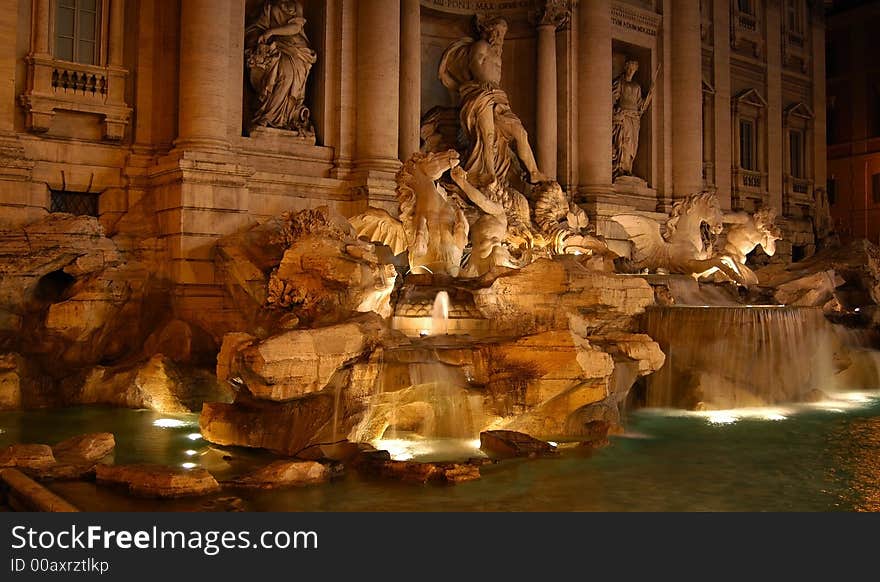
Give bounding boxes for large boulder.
[75,354,189,412]
[225,316,387,401]
[199,393,334,456]
[95,464,220,498]
[0,444,56,470]
[479,328,663,439]
[479,430,557,459]
[772,270,844,307]
[231,460,331,488]
[52,433,115,464]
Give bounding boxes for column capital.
[536,0,571,30]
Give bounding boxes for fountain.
[430,291,450,336]
[640,306,842,409]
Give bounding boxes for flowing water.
[430,291,450,336]
[5,395,880,511]
[641,306,865,409]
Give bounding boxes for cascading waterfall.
[642,306,844,409]
[349,345,485,445]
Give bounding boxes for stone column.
[811,11,827,202]
[536,2,568,181]
[356,0,401,172]
[671,0,703,197]
[577,0,613,197]
[766,2,783,213]
[712,0,732,210]
[0,0,20,132]
[176,0,230,150]
[399,0,420,161]
[32,0,50,55]
[109,0,125,67]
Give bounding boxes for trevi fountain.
[1,1,879,512]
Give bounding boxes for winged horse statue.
[611,192,768,286]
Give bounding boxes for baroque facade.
[0,0,828,318]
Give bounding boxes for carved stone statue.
[350,150,471,277]
[531,181,610,257]
[612,59,659,180]
[245,0,317,136]
[449,165,519,276]
[723,207,783,265]
[439,17,548,188]
[612,192,760,286]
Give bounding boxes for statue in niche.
[438,17,548,188]
[612,59,660,181]
[245,0,317,137]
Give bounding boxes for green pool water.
[3,394,880,511]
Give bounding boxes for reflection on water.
[4,399,880,511]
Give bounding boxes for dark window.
[871,82,880,139]
[54,0,101,65]
[789,130,804,178]
[785,0,803,35]
[740,119,756,171]
[738,0,754,15]
[827,178,837,206]
[873,173,880,205]
[50,190,99,217]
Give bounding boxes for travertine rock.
[199,393,333,456]
[772,270,844,307]
[0,444,56,469]
[479,430,557,459]
[227,318,384,401]
[76,355,189,413]
[231,460,330,488]
[95,464,220,498]
[52,433,115,464]
[0,353,24,409]
[354,456,481,483]
[473,257,654,336]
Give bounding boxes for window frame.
[788,128,805,179]
[739,118,757,172]
[53,0,105,66]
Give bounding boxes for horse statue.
[349,150,469,277]
[711,207,782,285]
[611,192,757,286]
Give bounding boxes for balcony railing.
[731,9,764,57]
[20,55,131,141]
[784,175,813,218]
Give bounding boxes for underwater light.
[185,450,198,457]
[181,462,197,470]
[705,411,738,425]
[186,433,202,441]
[153,418,187,428]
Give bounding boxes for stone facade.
[0,0,828,324]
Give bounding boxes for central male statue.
[439,18,548,188]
